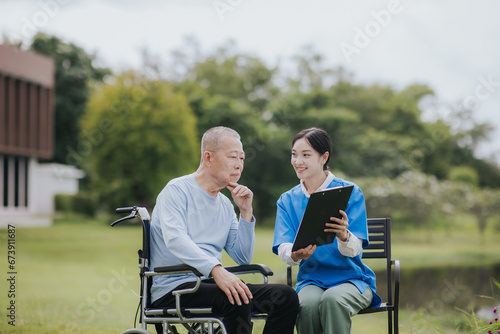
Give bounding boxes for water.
[374,263,500,311]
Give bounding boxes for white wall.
[0,159,84,228]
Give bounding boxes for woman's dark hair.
[292,128,333,170]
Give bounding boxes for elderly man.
[150,126,299,334]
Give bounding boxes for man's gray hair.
[201,126,241,155]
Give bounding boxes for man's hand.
[227,182,253,222]
[324,210,350,242]
[291,244,316,261]
[211,265,253,306]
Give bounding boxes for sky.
[1,0,500,164]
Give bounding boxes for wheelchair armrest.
[224,264,274,277]
[154,264,203,277]
[153,263,273,278]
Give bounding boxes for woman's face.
[291,137,328,181]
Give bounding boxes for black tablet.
[292,185,354,252]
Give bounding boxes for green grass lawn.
[1,215,499,333]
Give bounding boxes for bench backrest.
[362,217,393,309]
[363,218,391,260]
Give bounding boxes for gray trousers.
[297,283,373,334]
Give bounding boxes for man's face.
[210,136,245,185]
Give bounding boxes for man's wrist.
[210,264,222,277]
[240,210,253,222]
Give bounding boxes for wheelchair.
[111,206,272,334]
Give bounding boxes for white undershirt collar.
[300,171,335,198]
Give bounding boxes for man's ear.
[202,151,213,166]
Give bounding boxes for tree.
[168,41,286,220]
[29,33,110,164]
[81,72,199,209]
[175,41,278,119]
[467,188,500,235]
[448,166,479,187]
[135,39,500,224]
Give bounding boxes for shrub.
[54,192,98,217]
[54,194,73,213]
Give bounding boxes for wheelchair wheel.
[121,328,153,334]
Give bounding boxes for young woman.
[273,127,381,334]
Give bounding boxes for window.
[1,155,28,208]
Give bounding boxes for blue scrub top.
[273,176,382,308]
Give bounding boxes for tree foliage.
[29,33,110,164]
[141,39,500,228]
[81,72,199,209]
[32,33,500,231]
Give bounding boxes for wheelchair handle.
[111,212,136,226]
[116,206,136,214]
[111,206,151,227]
[112,206,138,227]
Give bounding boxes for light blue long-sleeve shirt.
[150,173,255,303]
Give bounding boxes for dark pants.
[152,280,299,334]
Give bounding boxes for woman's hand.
[291,244,316,261]
[324,210,350,242]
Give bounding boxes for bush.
[357,170,475,230]
[54,192,98,217]
[491,215,500,233]
[54,194,73,213]
[448,166,480,187]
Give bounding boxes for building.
[0,44,83,227]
